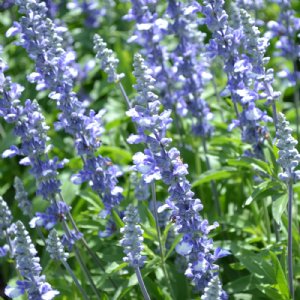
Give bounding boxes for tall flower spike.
[10,0,123,216]
[5,221,59,299]
[94,34,124,83]
[0,196,12,236]
[46,229,69,262]
[120,205,151,300]
[276,113,300,183]
[128,54,227,296]
[202,0,273,158]
[202,276,224,300]
[120,205,146,268]
[14,177,32,217]
[0,196,13,257]
[275,112,300,298]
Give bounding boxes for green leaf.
[224,275,258,294]
[192,167,236,187]
[272,194,288,224]
[244,180,280,206]
[165,234,182,260]
[269,252,289,299]
[240,156,272,175]
[112,209,124,228]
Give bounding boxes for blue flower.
[5,221,59,300]
[120,205,146,268]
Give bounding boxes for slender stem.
[287,182,294,299]
[202,138,221,217]
[151,183,164,259]
[62,260,90,300]
[135,267,151,300]
[150,183,174,298]
[59,214,101,300]
[118,82,131,108]
[58,192,117,288]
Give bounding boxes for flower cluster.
[202,0,273,157]
[202,276,224,300]
[265,0,300,84]
[94,34,124,83]
[276,113,300,183]
[125,0,174,109]
[166,0,214,137]
[46,229,69,262]
[9,0,123,216]
[0,196,13,257]
[0,58,68,201]
[120,204,146,268]
[14,177,32,217]
[5,221,59,299]
[128,53,227,295]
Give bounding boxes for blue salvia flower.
[9,0,123,216]
[5,221,59,300]
[276,113,300,183]
[14,177,32,217]
[202,0,272,158]
[239,9,281,116]
[0,58,71,231]
[61,230,83,251]
[125,0,175,109]
[30,201,70,230]
[120,205,146,268]
[275,112,299,298]
[128,54,227,295]
[94,34,125,83]
[0,196,13,257]
[202,276,224,300]
[166,0,214,137]
[46,229,89,300]
[265,0,300,84]
[46,229,69,262]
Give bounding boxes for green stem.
[118,82,131,108]
[60,215,101,300]
[58,193,117,288]
[135,267,151,300]
[287,182,294,299]
[150,183,174,299]
[62,260,90,300]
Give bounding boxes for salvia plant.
[1,1,300,300]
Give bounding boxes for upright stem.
[150,183,174,299]
[59,213,101,300]
[62,260,90,300]
[58,193,117,288]
[202,138,221,217]
[135,267,151,300]
[118,82,131,108]
[287,182,294,299]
